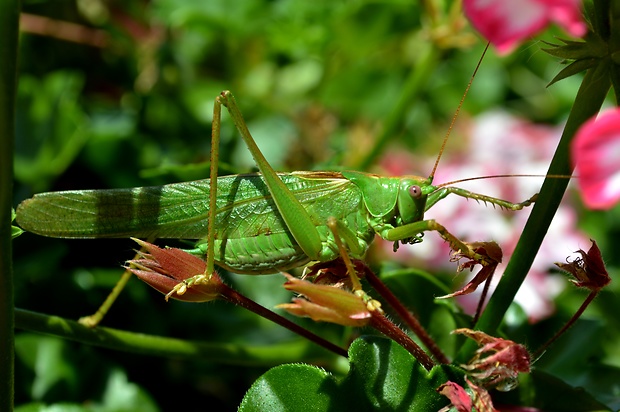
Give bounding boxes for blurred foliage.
[11,0,619,410]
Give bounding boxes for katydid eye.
[409,185,422,198]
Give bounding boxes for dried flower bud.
[555,240,610,290]
[127,238,223,302]
[438,378,497,412]
[454,328,530,391]
[439,241,502,299]
[277,273,372,327]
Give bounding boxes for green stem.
[0,1,20,410]
[15,308,339,366]
[457,61,612,361]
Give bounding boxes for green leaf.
[342,336,463,411]
[531,317,619,409]
[609,58,620,104]
[11,208,23,238]
[100,369,159,412]
[11,225,23,239]
[238,364,340,412]
[13,370,160,412]
[379,268,465,359]
[239,336,465,411]
[15,335,78,400]
[15,403,90,412]
[14,72,90,192]
[547,59,599,87]
[541,36,606,60]
[15,335,159,412]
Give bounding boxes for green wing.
[16,172,362,240]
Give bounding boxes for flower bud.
[277,274,372,327]
[127,238,223,302]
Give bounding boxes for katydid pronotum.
[16,88,537,320]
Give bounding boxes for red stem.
[218,283,349,358]
[365,269,449,364]
[369,311,435,371]
[472,272,493,325]
[532,290,598,360]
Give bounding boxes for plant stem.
[219,283,349,358]
[472,273,493,325]
[457,61,612,362]
[370,311,435,371]
[365,269,449,364]
[0,1,20,410]
[15,308,339,366]
[532,290,599,360]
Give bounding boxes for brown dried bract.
[454,328,530,392]
[555,239,610,290]
[439,241,502,298]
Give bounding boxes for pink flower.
[437,381,474,412]
[572,108,620,210]
[438,379,497,412]
[463,0,586,54]
[454,329,531,392]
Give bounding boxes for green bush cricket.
[16,88,537,311]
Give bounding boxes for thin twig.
[365,269,449,364]
[20,13,109,47]
[220,283,349,358]
[370,312,435,371]
[532,290,598,360]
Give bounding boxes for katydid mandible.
[16,91,536,301]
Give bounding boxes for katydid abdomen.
[16,171,376,274]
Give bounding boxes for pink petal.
[572,109,620,210]
[464,0,585,54]
[547,0,588,37]
[437,381,472,412]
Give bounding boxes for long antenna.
[435,174,574,189]
[429,43,489,180]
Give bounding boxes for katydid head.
[395,176,435,226]
[341,171,433,227]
